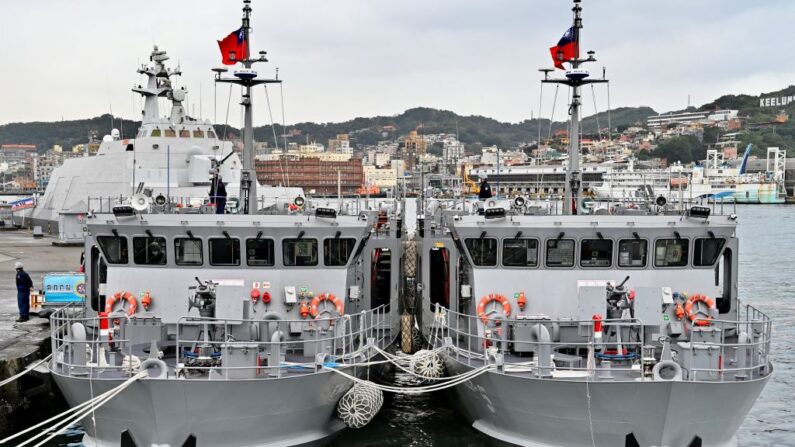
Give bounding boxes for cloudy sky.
[2,0,792,127]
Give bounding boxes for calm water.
[19,205,795,446]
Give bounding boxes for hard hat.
[14,261,23,269]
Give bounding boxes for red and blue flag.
[218,27,248,65]
[549,27,578,70]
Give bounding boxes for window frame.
[653,237,691,268]
[464,237,499,267]
[95,235,129,265]
[245,238,276,267]
[579,238,615,269]
[208,237,241,267]
[131,235,168,266]
[693,237,727,268]
[617,238,649,269]
[282,238,319,267]
[174,237,204,266]
[323,237,358,267]
[500,237,540,269]
[545,238,577,268]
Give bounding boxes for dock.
[0,229,82,429]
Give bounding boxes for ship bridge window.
[694,238,726,266]
[164,129,176,137]
[175,238,203,266]
[192,130,205,138]
[209,238,240,266]
[654,238,689,267]
[580,239,613,268]
[208,130,217,139]
[179,129,190,138]
[150,129,161,137]
[618,239,648,267]
[96,235,128,264]
[546,239,575,268]
[502,238,539,267]
[133,236,167,265]
[464,238,498,267]
[283,238,318,267]
[324,238,357,266]
[246,238,275,266]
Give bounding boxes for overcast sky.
[2,0,793,127]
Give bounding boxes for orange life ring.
[476,294,511,324]
[105,291,138,316]
[684,294,715,327]
[309,293,344,319]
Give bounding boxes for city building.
[403,130,426,170]
[0,144,36,164]
[363,165,398,189]
[255,156,363,195]
[327,134,352,154]
[646,110,738,128]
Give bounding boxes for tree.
[652,136,704,164]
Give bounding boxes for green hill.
[0,106,656,154]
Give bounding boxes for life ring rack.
[476,293,512,324]
[105,291,138,317]
[684,294,716,327]
[309,293,345,320]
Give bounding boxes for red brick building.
[255,156,364,195]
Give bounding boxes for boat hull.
[443,355,771,447]
[52,367,362,447]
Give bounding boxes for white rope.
[0,354,52,388]
[324,362,495,395]
[585,342,597,447]
[3,372,147,447]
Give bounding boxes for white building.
[363,165,397,189]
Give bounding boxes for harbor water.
[13,205,794,446]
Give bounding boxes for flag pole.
[214,0,281,215]
[541,0,608,215]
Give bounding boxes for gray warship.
[40,2,404,446]
[416,1,772,446]
[26,44,302,243]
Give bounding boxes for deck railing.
[429,301,771,383]
[50,305,391,380]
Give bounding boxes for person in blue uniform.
[15,262,33,322]
[209,175,228,214]
[478,177,493,199]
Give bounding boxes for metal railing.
[429,302,771,383]
[50,305,391,380]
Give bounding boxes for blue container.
[43,273,86,305]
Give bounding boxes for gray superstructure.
[415,2,773,446]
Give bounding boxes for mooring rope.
[1,371,147,447]
[0,354,52,388]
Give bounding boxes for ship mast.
[541,0,607,215]
[215,0,281,215]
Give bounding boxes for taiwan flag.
[549,27,578,70]
[218,27,248,65]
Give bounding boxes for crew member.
[15,262,33,322]
[210,175,228,214]
[478,177,493,199]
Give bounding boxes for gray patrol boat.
[416,2,772,446]
[45,2,404,445]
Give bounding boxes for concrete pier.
[0,229,81,429]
